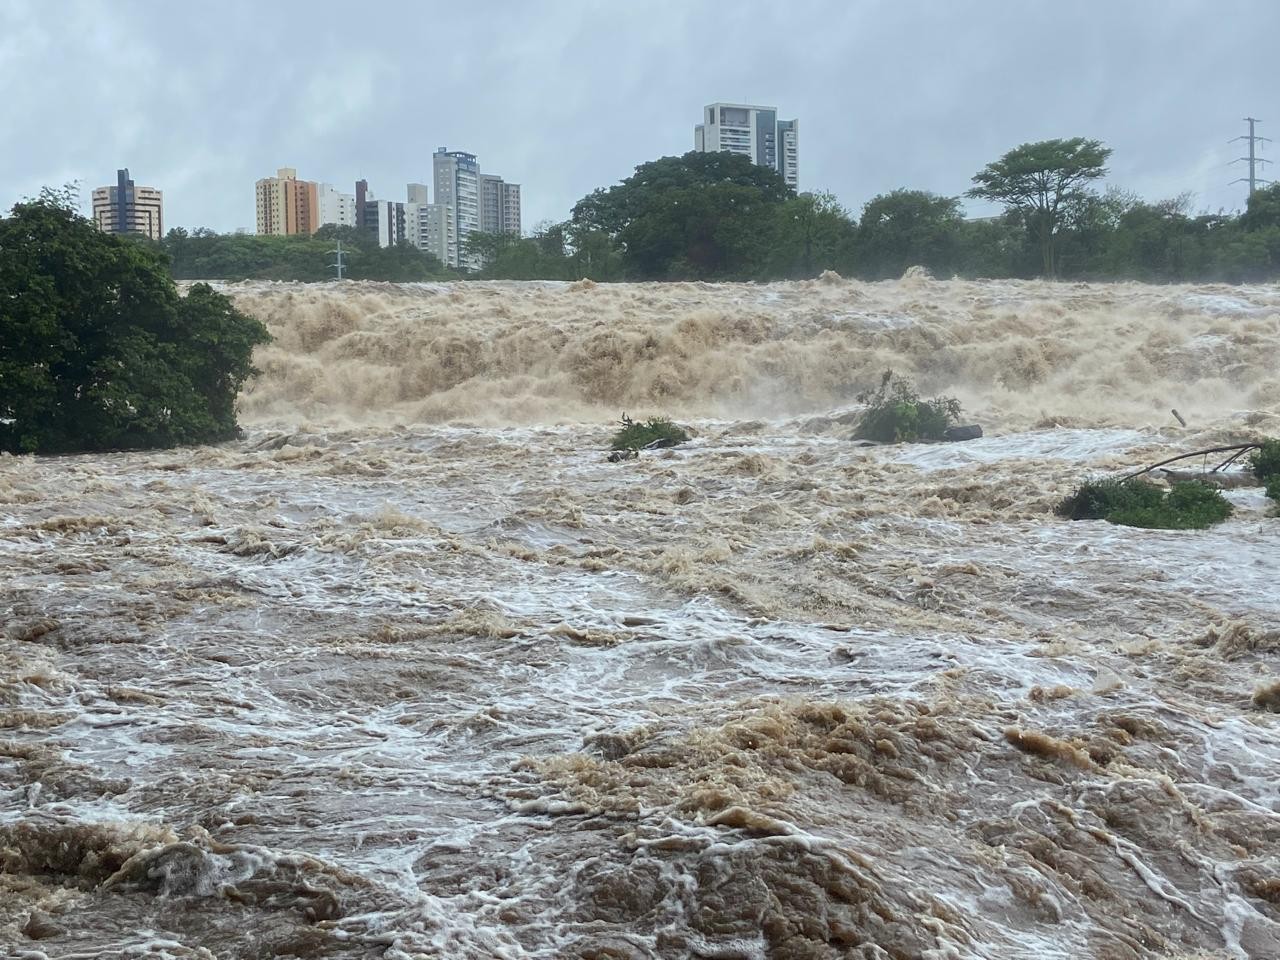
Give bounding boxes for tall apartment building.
[403,184,448,264]
[91,168,164,240]
[694,103,799,189]
[255,167,319,235]
[479,174,521,236]
[432,148,481,270]
[316,183,357,228]
[352,180,405,248]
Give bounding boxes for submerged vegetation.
[853,371,962,443]
[610,415,690,451]
[1056,478,1233,530]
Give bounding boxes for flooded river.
[3,276,1279,958]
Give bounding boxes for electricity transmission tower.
[1231,117,1272,198]
[329,238,348,280]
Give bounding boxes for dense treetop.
[0,193,270,454]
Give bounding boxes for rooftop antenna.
[1231,117,1272,198]
[329,238,348,280]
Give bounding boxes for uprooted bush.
[1055,477,1233,530]
[610,414,690,451]
[853,370,962,443]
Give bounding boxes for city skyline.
[3,2,1278,232]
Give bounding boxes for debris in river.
[943,424,983,442]
[853,370,964,443]
[609,414,690,454]
[1055,477,1233,529]
[1253,680,1280,712]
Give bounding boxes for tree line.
[161,223,452,282]
[141,138,1280,284]
[471,141,1280,284]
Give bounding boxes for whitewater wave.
[211,277,1280,431]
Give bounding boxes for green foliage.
[1109,481,1234,529]
[1252,440,1280,505]
[1251,440,1280,483]
[1054,477,1165,520]
[1241,183,1280,232]
[968,137,1112,278]
[571,151,794,280]
[160,223,452,282]
[760,191,857,279]
[609,415,690,451]
[1056,478,1233,529]
[853,371,962,443]
[464,221,625,281]
[0,197,270,453]
[855,190,965,280]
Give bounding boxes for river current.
[3,276,1278,958]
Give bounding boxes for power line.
[1230,117,1272,198]
[329,238,348,280]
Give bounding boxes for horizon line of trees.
[40,138,1280,285]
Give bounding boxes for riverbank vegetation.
[0,190,270,454]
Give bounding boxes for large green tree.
[968,137,1112,278]
[571,151,793,279]
[855,189,964,279]
[0,194,270,453]
[765,191,857,279]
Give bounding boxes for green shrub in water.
[1054,477,1165,520]
[1250,440,1280,482]
[1056,477,1232,530]
[853,370,962,443]
[610,414,690,451]
[1250,440,1280,505]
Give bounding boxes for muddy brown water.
[3,277,1279,958]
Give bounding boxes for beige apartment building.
[255,167,319,235]
[91,169,164,240]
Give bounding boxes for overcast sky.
[3,0,1277,232]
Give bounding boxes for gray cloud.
[3,0,1277,231]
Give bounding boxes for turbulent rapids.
[3,275,1280,959]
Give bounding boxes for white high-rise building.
[404,184,448,265]
[316,183,357,228]
[479,174,521,236]
[694,103,799,189]
[433,147,481,270]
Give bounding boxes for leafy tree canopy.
[968,137,1112,277]
[571,151,794,279]
[856,190,964,279]
[0,193,270,453]
[1241,182,1280,232]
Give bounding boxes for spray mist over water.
[221,276,1280,433]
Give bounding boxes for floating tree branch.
[1118,443,1261,481]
